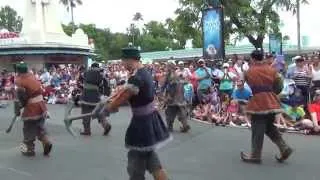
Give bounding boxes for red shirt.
[308,103,320,122]
[190,72,198,90]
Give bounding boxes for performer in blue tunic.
[98,46,171,180]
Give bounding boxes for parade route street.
[0,103,319,180]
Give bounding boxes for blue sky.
[1,0,319,46]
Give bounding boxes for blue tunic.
[125,68,172,151]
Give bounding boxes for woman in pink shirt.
[189,64,198,91]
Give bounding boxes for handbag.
[219,79,233,91]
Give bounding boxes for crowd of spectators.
[1,52,320,134]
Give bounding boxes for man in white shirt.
[175,61,191,79]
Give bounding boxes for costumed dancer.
[97,47,171,180]
[14,62,52,157]
[163,62,191,132]
[79,63,111,136]
[241,50,293,163]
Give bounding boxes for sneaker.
[229,121,237,127]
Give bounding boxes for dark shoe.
[240,152,262,164]
[103,124,112,136]
[180,125,191,133]
[275,147,293,163]
[43,143,53,156]
[80,131,91,136]
[22,151,35,157]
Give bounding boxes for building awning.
[0,49,95,56]
[140,44,320,60]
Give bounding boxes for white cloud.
[0,0,179,33]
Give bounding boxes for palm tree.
[130,12,143,45]
[133,12,143,22]
[60,0,83,32]
[274,0,308,53]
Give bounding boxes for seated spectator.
[43,84,56,103]
[193,104,207,121]
[232,80,252,102]
[55,82,69,104]
[286,99,306,122]
[296,90,320,133]
[226,100,240,126]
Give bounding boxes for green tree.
[62,23,130,61]
[139,21,181,51]
[174,0,308,49]
[0,6,23,32]
[133,12,143,21]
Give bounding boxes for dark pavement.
[0,102,319,180]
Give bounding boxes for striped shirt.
[293,68,310,87]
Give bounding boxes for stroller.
[279,79,296,104]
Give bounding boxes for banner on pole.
[202,8,225,60]
[269,34,282,55]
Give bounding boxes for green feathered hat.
[121,46,141,60]
[16,61,28,73]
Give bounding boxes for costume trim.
[21,112,48,121]
[132,102,156,116]
[125,84,139,95]
[125,135,173,152]
[28,95,43,104]
[246,109,283,115]
[83,83,99,90]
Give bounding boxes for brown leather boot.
[180,125,191,133]
[153,169,169,180]
[40,136,53,156]
[80,130,91,136]
[274,138,293,163]
[240,152,262,164]
[20,143,35,157]
[103,124,112,136]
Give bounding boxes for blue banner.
[269,34,282,55]
[202,8,224,59]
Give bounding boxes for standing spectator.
[195,59,212,102]
[234,57,248,80]
[292,56,311,106]
[176,61,191,79]
[119,67,128,83]
[271,54,286,74]
[311,55,320,87]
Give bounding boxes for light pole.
[297,0,301,54]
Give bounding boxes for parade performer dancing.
[241,50,293,163]
[79,63,111,136]
[97,47,171,180]
[164,62,191,133]
[15,62,52,157]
